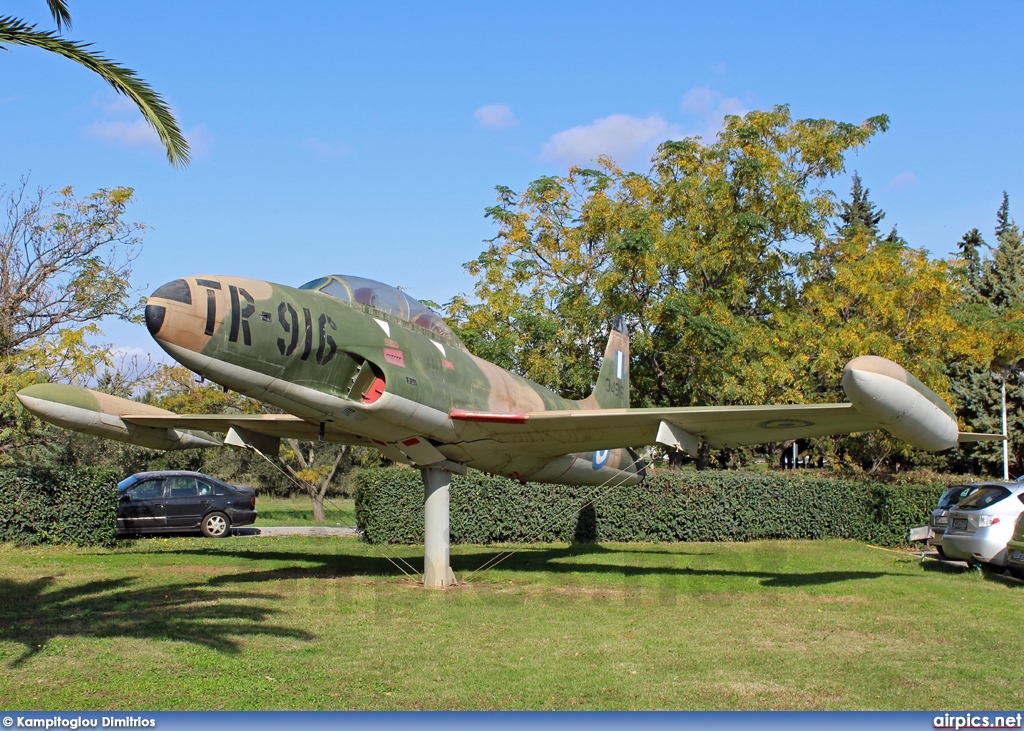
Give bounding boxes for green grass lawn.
[254,495,356,526]
[0,537,1019,710]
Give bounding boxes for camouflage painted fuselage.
[144,275,643,486]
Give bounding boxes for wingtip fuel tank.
[17,383,221,450]
[841,355,959,451]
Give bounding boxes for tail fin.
[580,316,630,410]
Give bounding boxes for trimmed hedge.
[0,467,119,547]
[354,467,947,547]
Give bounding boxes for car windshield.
[299,274,461,345]
[956,486,1012,510]
[938,485,977,509]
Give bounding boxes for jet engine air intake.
[348,358,386,404]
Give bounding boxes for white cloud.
[679,86,747,140]
[473,103,517,129]
[540,114,679,167]
[301,137,352,160]
[888,172,917,191]
[84,118,165,152]
[92,94,137,116]
[84,95,212,162]
[84,119,211,160]
[185,124,213,162]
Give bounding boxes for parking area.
[232,526,360,537]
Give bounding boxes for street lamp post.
[1001,375,1009,481]
[993,367,1017,480]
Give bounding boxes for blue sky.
[3,1,1023,354]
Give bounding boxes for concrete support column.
[421,466,457,588]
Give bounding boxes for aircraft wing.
[452,403,885,458]
[121,413,373,446]
[16,383,371,452]
[452,400,1006,458]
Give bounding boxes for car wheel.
[201,511,231,538]
[935,545,946,558]
[1008,566,1024,580]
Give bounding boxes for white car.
[942,482,1024,568]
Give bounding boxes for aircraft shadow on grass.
[161,539,900,591]
[0,575,312,668]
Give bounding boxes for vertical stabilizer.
[579,316,630,410]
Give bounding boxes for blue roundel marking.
[592,449,610,470]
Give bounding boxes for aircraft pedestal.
[421,466,457,588]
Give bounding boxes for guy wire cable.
[465,446,654,580]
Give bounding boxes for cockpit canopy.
[299,275,461,345]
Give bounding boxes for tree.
[1,178,145,455]
[838,172,885,237]
[279,441,351,523]
[977,194,1024,313]
[143,364,263,416]
[949,194,1024,475]
[0,1,189,167]
[789,184,977,470]
[957,228,986,291]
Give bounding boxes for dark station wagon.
[117,470,257,537]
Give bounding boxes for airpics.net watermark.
[935,714,1024,729]
[3,718,155,729]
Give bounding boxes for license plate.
[953,518,968,530]
[1012,549,1024,562]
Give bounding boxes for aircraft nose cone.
[146,279,193,338]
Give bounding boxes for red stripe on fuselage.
[449,409,528,424]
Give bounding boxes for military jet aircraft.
[17,273,999,586]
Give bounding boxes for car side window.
[167,476,199,498]
[197,480,212,496]
[127,479,164,501]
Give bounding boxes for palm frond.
[0,16,191,168]
[46,0,72,31]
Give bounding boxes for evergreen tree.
[977,194,1024,311]
[996,191,1013,239]
[957,228,986,291]
[838,173,885,237]
[950,193,1024,476]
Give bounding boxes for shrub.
[0,467,119,547]
[354,467,948,547]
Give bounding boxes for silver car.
[929,484,979,557]
[942,482,1024,568]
